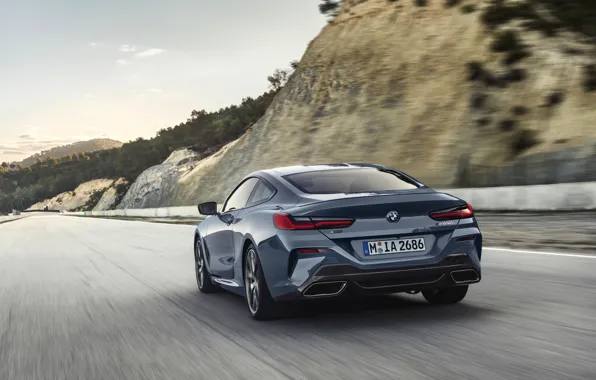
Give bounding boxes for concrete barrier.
[442,182,596,211]
[0,215,27,224]
[62,181,596,219]
[66,205,224,219]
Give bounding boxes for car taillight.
[429,203,474,221]
[273,213,355,230]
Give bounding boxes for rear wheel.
[195,238,220,293]
[422,285,468,305]
[244,245,279,320]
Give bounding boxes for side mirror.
[198,201,218,216]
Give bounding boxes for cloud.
[135,48,166,58]
[18,135,35,140]
[3,150,27,155]
[148,88,163,93]
[119,44,136,52]
[88,42,97,47]
[116,59,130,66]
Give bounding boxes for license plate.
[362,237,425,256]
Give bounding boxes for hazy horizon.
[0,0,326,163]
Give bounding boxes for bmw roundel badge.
[386,211,400,223]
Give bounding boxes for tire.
[422,285,468,305]
[195,238,220,293]
[244,244,279,320]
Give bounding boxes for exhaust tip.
[450,269,480,284]
[303,281,347,298]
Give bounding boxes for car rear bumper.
[274,253,481,301]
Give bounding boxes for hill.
[140,0,596,206]
[18,139,123,168]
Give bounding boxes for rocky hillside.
[27,178,126,212]
[117,149,203,209]
[19,139,123,168]
[125,0,596,207]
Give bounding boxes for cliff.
[126,0,596,206]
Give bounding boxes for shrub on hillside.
[584,64,596,92]
[490,30,522,52]
[512,129,539,155]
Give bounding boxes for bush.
[512,105,529,115]
[477,117,492,127]
[445,0,461,7]
[504,68,527,82]
[470,93,488,109]
[415,0,428,6]
[533,0,596,38]
[512,129,539,155]
[583,64,596,92]
[467,62,485,81]
[502,49,532,65]
[490,30,522,52]
[461,4,477,14]
[544,90,565,107]
[481,1,534,29]
[500,119,516,131]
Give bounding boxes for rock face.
[128,0,596,207]
[117,149,201,209]
[93,178,128,211]
[27,179,116,211]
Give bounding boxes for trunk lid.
[287,189,466,261]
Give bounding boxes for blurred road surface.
[1,215,595,380]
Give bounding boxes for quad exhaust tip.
[303,281,347,298]
[450,269,480,284]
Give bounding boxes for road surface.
[1,215,595,380]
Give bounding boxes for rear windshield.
[283,168,420,194]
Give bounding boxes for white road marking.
[486,247,596,259]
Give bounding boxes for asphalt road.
[1,215,595,380]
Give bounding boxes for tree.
[267,69,290,91]
[290,60,299,70]
[319,0,341,18]
[1,162,7,169]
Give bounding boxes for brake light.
[429,203,474,221]
[273,213,355,230]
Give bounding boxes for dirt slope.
[154,0,596,205]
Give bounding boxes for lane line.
[486,246,596,259]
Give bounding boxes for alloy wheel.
[195,240,205,289]
[245,249,260,314]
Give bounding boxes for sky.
[0,0,326,163]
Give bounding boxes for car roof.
[260,163,386,177]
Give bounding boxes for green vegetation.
[512,129,539,155]
[502,49,532,66]
[78,189,108,212]
[490,30,522,53]
[461,4,477,14]
[415,0,428,6]
[512,106,529,115]
[584,65,596,92]
[481,0,596,39]
[319,0,341,19]
[500,119,516,131]
[445,0,461,7]
[0,66,294,213]
[19,139,123,168]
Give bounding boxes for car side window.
[247,180,275,207]
[223,178,259,213]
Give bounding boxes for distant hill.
[19,139,123,168]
